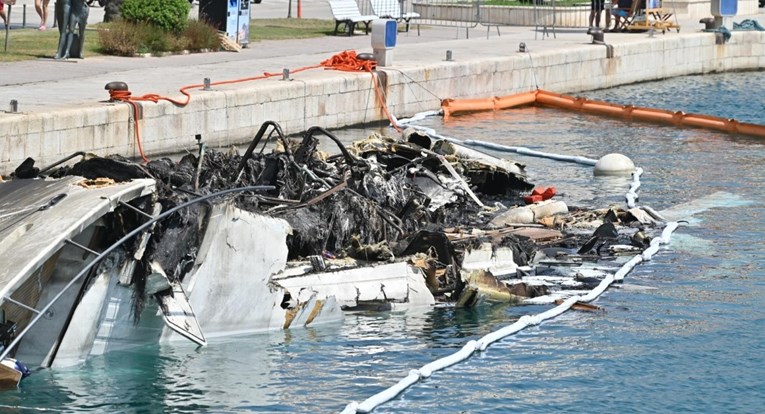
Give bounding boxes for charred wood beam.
[279,181,348,212]
[256,195,301,205]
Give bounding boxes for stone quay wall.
[1,30,763,174]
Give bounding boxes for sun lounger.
[328,0,377,36]
[370,0,420,34]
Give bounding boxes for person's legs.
[589,0,596,27]
[0,4,6,28]
[605,5,611,30]
[595,0,603,27]
[40,0,50,29]
[34,0,44,28]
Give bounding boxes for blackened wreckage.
[0,121,662,383]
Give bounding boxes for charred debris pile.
[43,122,660,309]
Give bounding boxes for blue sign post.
[711,0,737,29]
[711,0,737,16]
[372,19,397,67]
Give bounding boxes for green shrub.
[183,20,221,51]
[120,0,191,33]
[140,23,172,52]
[98,20,221,56]
[98,20,141,56]
[97,21,170,55]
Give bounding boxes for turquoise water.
[4,71,765,413]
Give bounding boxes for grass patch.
[249,18,335,41]
[0,27,104,62]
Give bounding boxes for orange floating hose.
[442,89,765,139]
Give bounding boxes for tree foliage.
[120,0,192,33]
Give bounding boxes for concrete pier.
[1,6,764,174]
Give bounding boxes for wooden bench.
[328,0,378,36]
[370,0,420,33]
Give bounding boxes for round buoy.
[594,153,635,176]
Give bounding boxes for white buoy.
[594,153,635,176]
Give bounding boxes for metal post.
[2,297,44,315]
[64,238,101,256]
[193,134,205,192]
[118,201,155,219]
[4,5,11,53]
[22,4,26,28]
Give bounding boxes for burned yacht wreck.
[0,121,662,384]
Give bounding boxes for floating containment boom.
[441,89,765,139]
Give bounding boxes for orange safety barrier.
[441,91,537,120]
[108,50,399,163]
[441,89,765,139]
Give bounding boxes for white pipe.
[614,256,643,281]
[357,370,422,413]
[642,238,663,260]
[661,221,679,241]
[397,110,442,126]
[340,402,359,414]
[462,140,598,166]
[476,317,533,351]
[420,340,478,377]
[625,167,643,209]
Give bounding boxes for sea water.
[3,71,765,413]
